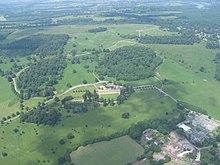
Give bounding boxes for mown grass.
[0,90,177,165]
[71,135,144,165]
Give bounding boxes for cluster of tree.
[82,90,99,103]
[96,46,162,81]
[17,57,66,99]
[0,34,69,56]
[206,41,220,49]
[61,91,99,114]
[101,98,115,107]
[214,53,220,81]
[117,86,134,105]
[139,35,198,45]
[20,104,61,126]
[200,147,220,165]
[139,145,171,165]
[88,27,107,33]
[63,101,89,114]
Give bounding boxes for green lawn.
[0,90,177,165]
[71,136,144,165]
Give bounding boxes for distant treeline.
[0,34,69,56]
[139,35,198,45]
[88,27,107,33]
[17,57,66,99]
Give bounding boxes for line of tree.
[139,34,199,45]
[214,53,220,81]
[96,46,162,81]
[88,27,107,33]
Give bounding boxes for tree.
[67,133,75,139]
[122,112,130,119]
[71,49,77,56]
[13,128,19,133]
[72,69,77,73]
[200,67,205,72]
[2,152,8,157]
[83,80,87,84]
[59,139,65,145]
[103,99,108,106]
[110,99,115,106]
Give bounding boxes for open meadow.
[70,135,144,165]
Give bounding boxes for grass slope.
[0,77,19,118]
[143,43,220,119]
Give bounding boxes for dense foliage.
[139,35,198,45]
[17,57,67,99]
[214,53,220,81]
[117,86,134,105]
[206,41,220,49]
[96,46,162,81]
[0,34,69,56]
[20,105,61,126]
[88,27,107,33]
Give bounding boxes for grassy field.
[71,135,144,165]
[140,43,220,119]
[55,60,97,93]
[0,90,177,165]
[43,24,177,54]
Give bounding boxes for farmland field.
[70,136,144,165]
